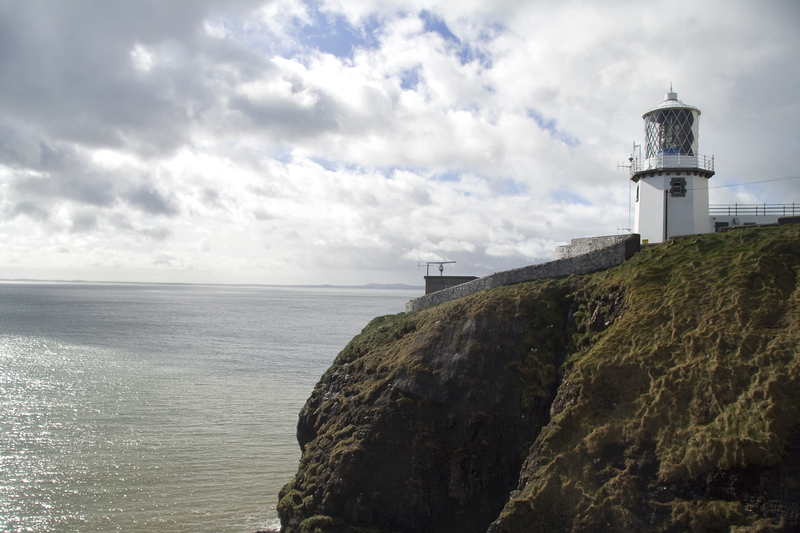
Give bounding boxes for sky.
[1,0,798,286]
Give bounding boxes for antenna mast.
[417,261,456,276]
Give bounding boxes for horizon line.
[0,278,424,291]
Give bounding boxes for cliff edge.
[279,224,800,533]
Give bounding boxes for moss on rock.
[281,224,800,533]
[489,225,800,533]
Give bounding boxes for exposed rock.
[279,281,574,533]
[489,226,800,533]
[279,225,800,533]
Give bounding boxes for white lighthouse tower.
[630,88,715,243]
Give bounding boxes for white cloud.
[1,0,798,285]
[131,44,155,72]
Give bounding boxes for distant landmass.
[0,279,423,291]
[293,283,423,290]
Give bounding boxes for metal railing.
[709,203,798,216]
[631,153,714,174]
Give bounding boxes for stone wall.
[406,234,640,312]
[555,234,632,259]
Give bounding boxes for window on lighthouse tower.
[670,177,686,197]
[645,109,695,157]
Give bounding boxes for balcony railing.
[631,154,714,174]
[709,203,798,216]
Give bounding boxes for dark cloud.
[108,213,135,230]
[228,90,342,139]
[139,226,172,241]
[152,254,174,266]
[70,211,98,233]
[0,128,71,170]
[2,128,117,206]
[14,173,117,207]
[201,187,224,208]
[9,201,49,221]
[0,0,269,156]
[0,0,377,183]
[108,212,172,240]
[125,186,179,216]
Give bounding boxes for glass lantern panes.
[644,109,695,157]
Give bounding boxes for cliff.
[279,224,800,533]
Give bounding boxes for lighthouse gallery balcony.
[632,153,714,174]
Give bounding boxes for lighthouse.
[630,88,715,243]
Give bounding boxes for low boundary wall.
[405,234,640,312]
[555,234,632,259]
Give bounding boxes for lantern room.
[644,89,699,158]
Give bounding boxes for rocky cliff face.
[279,224,800,533]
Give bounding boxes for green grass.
[499,225,800,531]
[282,224,800,533]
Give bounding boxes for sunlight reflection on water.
[0,284,418,533]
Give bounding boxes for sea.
[0,282,419,533]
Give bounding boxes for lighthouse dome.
[642,88,701,158]
[643,90,701,117]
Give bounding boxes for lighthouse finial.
[666,83,678,101]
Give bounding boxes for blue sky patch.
[527,109,557,135]
[434,170,462,182]
[418,11,492,68]
[499,180,527,196]
[551,189,591,205]
[400,67,421,90]
[297,4,381,58]
[420,11,459,44]
[269,147,294,164]
[309,156,339,171]
[456,43,492,68]
[527,109,580,147]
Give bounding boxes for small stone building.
[424,275,478,295]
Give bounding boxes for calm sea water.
[0,282,419,533]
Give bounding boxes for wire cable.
[706,175,800,190]
[687,175,800,192]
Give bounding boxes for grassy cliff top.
[492,224,800,532]
[282,224,800,533]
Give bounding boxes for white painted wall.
[634,176,666,243]
[634,173,712,243]
[666,183,695,238]
[692,176,711,235]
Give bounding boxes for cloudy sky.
[1,0,798,286]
